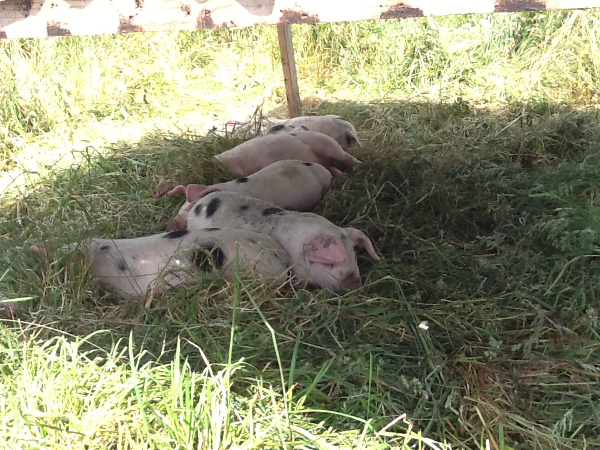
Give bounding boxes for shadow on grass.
[1,98,600,446]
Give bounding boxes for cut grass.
[2,9,600,450]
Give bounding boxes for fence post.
[277,21,302,118]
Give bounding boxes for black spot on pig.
[116,259,128,273]
[204,227,220,231]
[290,133,297,136]
[262,207,284,216]
[303,162,313,166]
[236,177,248,183]
[206,198,221,218]
[191,243,226,270]
[163,229,189,239]
[194,203,204,216]
[270,124,285,132]
[100,245,110,251]
[240,205,249,212]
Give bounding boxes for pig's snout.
[341,272,362,290]
[152,186,168,198]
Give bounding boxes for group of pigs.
[36,115,381,301]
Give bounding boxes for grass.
[2,9,600,449]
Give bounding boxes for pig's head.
[298,227,380,290]
[334,116,362,148]
[293,128,362,173]
[163,185,221,231]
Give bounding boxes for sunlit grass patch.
[0,303,449,449]
[2,8,600,449]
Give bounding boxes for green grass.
[2,9,600,449]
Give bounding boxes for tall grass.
[2,9,600,449]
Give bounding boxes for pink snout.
[341,272,362,290]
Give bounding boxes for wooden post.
[277,21,302,118]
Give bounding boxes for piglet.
[33,228,290,301]
[153,160,333,231]
[269,114,362,150]
[185,191,380,291]
[214,129,360,178]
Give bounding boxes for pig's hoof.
[167,216,187,232]
[30,243,48,260]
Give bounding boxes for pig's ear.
[303,234,348,266]
[346,228,380,261]
[168,215,187,231]
[346,132,362,147]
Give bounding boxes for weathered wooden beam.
[1,0,600,39]
[277,21,301,118]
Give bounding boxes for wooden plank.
[2,0,600,39]
[277,21,301,118]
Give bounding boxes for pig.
[269,114,362,150]
[32,228,290,301]
[214,129,361,178]
[185,191,380,291]
[153,160,333,231]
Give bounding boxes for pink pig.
[185,191,380,291]
[153,160,333,231]
[215,129,361,178]
[269,114,362,150]
[32,228,290,301]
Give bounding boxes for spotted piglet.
[34,228,290,301]
[186,191,380,291]
[153,160,333,230]
[215,129,361,178]
[269,114,362,150]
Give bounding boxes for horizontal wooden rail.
[1,0,599,39]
